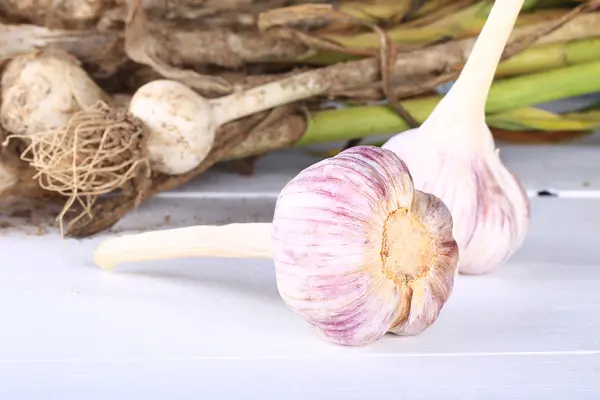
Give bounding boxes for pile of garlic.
[0,51,332,177]
[91,0,532,346]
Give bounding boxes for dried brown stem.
[0,22,128,77]
[0,0,115,29]
[142,0,328,26]
[222,112,306,160]
[144,0,322,14]
[4,8,599,93]
[123,0,234,95]
[168,29,308,69]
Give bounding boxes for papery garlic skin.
[382,129,530,275]
[270,146,459,346]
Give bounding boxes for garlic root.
[95,223,273,270]
[94,146,459,346]
[382,0,531,274]
[4,101,150,235]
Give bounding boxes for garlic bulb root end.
[380,206,436,284]
[386,190,459,336]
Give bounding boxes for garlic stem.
[427,0,526,127]
[208,71,331,128]
[94,223,273,270]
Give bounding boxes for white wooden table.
[1,135,599,399]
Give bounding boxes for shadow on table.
[111,256,282,302]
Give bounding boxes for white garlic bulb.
[93,146,459,346]
[382,0,530,274]
[0,51,109,136]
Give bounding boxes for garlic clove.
[381,0,531,274]
[92,145,458,346]
[271,146,458,345]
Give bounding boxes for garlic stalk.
[94,146,459,346]
[381,0,530,275]
[128,74,329,175]
[0,51,110,136]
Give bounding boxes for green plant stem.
[303,34,600,71]
[496,37,600,76]
[296,59,600,146]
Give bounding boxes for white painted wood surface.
[1,134,600,399]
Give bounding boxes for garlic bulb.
[0,51,109,136]
[270,146,459,344]
[381,0,530,275]
[129,72,329,175]
[129,71,331,175]
[93,146,459,346]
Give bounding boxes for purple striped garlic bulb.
[270,146,459,345]
[93,146,459,346]
[382,0,530,275]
